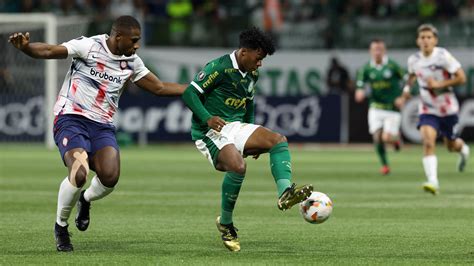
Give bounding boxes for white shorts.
[368,108,401,135]
[195,121,260,167]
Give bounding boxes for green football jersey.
[189,52,258,140]
[356,58,405,111]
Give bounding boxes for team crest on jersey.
[62,137,68,147]
[120,61,128,70]
[369,72,376,79]
[197,71,206,81]
[383,70,392,78]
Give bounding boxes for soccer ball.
[299,192,333,224]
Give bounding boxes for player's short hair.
[370,38,385,45]
[417,23,438,37]
[239,27,275,56]
[112,15,141,33]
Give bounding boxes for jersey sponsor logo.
[371,80,391,90]
[202,71,219,88]
[225,97,247,109]
[90,68,123,84]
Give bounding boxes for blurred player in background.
[355,39,406,175]
[8,16,187,251]
[397,24,469,195]
[182,27,313,252]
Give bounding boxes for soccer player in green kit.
[182,27,313,252]
[355,39,406,175]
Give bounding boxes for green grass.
[0,143,473,265]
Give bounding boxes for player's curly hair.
[239,27,275,55]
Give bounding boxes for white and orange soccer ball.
[299,192,333,224]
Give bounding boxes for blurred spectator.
[418,0,437,19]
[263,0,283,46]
[36,0,57,13]
[326,57,352,94]
[460,0,474,20]
[190,0,220,46]
[374,0,393,18]
[436,0,458,18]
[0,0,22,12]
[21,0,36,12]
[144,0,168,18]
[109,0,144,17]
[166,0,193,44]
[57,0,82,16]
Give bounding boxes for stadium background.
[0,0,473,145]
[1,1,473,265]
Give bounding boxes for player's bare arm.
[135,72,187,96]
[395,73,417,108]
[355,89,366,103]
[426,68,466,89]
[8,32,68,59]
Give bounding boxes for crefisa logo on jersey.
[120,61,128,70]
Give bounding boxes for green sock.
[220,172,244,225]
[375,143,388,166]
[269,142,292,197]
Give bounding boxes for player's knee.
[423,139,435,151]
[270,133,287,147]
[230,160,246,175]
[68,151,90,187]
[72,167,88,187]
[97,168,120,187]
[446,141,457,152]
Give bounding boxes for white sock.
[84,175,114,202]
[56,177,81,227]
[461,144,469,156]
[422,155,438,187]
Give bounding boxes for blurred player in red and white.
[397,24,469,195]
[8,16,187,251]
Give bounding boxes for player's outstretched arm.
[426,68,466,90]
[135,72,187,96]
[8,32,68,59]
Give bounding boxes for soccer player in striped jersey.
[9,16,187,251]
[356,39,406,175]
[182,27,313,252]
[397,24,469,195]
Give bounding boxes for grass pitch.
[0,143,473,265]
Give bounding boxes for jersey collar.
[370,55,388,69]
[230,51,247,77]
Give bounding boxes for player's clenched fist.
[8,32,30,50]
